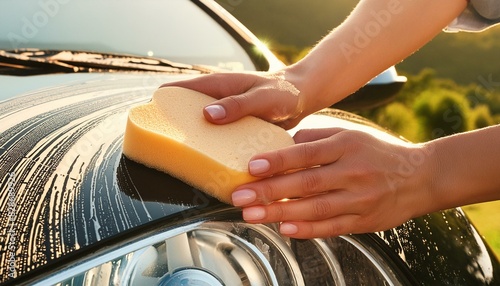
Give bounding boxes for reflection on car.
[0,0,499,285]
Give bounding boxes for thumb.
[160,73,260,99]
[203,88,302,128]
[293,127,347,144]
[161,72,304,128]
[203,93,261,124]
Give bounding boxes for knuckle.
[299,143,319,165]
[338,130,364,152]
[269,204,286,221]
[293,129,312,142]
[301,171,323,194]
[254,181,279,204]
[327,223,341,237]
[272,149,288,171]
[347,161,376,181]
[293,129,307,137]
[225,94,247,113]
[326,221,347,237]
[358,192,378,209]
[312,198,332,219]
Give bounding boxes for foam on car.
[122,87,294,204]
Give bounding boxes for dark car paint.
[332,81,406,111]
[1,0,500,284]
[0,74,499,285]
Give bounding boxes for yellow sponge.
[122,87,294,204]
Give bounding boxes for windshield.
[0,0,255,71]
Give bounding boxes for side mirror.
[332,66,407,111]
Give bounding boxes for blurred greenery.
[358,69,500,142]
[216,0,500,258]
[217,0,500,84]
[216,0,500,141]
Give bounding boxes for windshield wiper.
[0,49,215,76]
[0,49,76,75]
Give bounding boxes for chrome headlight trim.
[31,222,204,286]
[341,236,400,286]
[29,211,403,286]
[312,239,347,285]
[32,218,307,285]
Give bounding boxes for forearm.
[422,125,500,214]
[287,0,467,114]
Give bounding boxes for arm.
[427,125,500,211]
[231,125,500,238]
[162,0,482,239]
[289,0,468,116]
[162,0,468,128]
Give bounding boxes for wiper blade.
[0,49,214,76]
[0,49,77,75]
[45,50,209,72]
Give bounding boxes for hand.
[230,128,434,239]
[160,71,307,129]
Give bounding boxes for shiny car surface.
[1,0,499,285]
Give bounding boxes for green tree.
[375,102,422,142]
[396,69,462,106]
[470,105,495,129]
[413,89,472,140]
[357,69,499,142]
[495,115,500,124]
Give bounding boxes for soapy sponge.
[122,87,294,204]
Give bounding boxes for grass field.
[462,201,500,260]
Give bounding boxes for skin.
[161,0,500,239]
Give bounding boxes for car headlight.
[32,211,403,286]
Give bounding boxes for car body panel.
[0,73,211,283]
[1,73,499,285]
[1,0,500,285]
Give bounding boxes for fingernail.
[280,223,298,235]
[243,206,266,221]
[249,159,270,175]
[232,189,256,206]
[204,105,226,120]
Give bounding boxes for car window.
[0,0,255,71]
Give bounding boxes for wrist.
[396,142,442,219]
[415,139,461,216]
[283,35,382,114]
[284,58,337,116]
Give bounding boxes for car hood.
[0,73,216,280]
[1,73,499,285]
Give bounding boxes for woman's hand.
[160,70,308,130]
[230,127,435,239]
[160,0,468,131]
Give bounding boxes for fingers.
[230,129,418,238]
[161,72,303,127]
[230,129,352,206]
[240,192,395,238]
[242,191,359,223]
[160,73,257,99]
[161,73,266,124]
[241,194,374,238]
[279,216,361,239]
[203,93,276,124]
[293,127,345,144]
[234,167,330,206]
[249,129,347,177]
[203,86,300,125]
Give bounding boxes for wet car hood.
[1,73,499,285]
[0,73,217,280]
